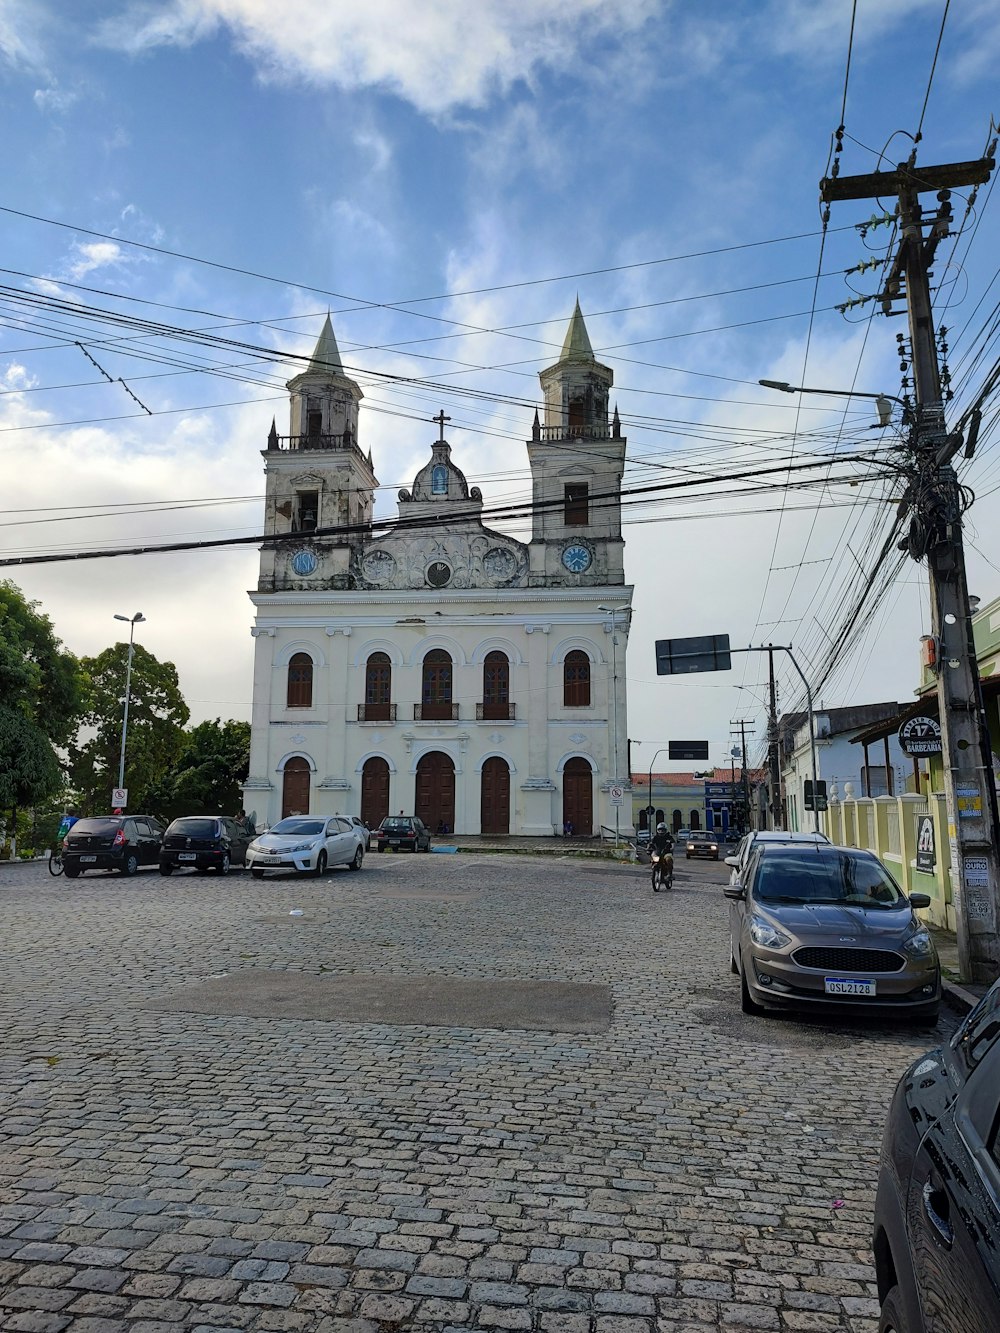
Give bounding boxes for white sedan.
[246,816,366,878]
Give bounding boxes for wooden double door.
[415,751,455,833]
[282,757,311,817]
[360,757,390,829]
[562,757,593,836]
[480,757,510,836]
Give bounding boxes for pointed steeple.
[559,297,594,362]
[307,313,344,374]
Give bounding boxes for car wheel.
[217,852,230,876]
[313,850,327,877]
[122,853,139,877]
[730,941,739,974]
[378,846,385,853]
[878,1285,906,1333]
[159,863,173,877]
[64,866,80,879]
[740,967,761,1015]
[350,845,364,872]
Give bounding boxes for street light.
[645,746,669,837]
[114,612,145,804]
[758,379,907,428]
[599,604,630,844]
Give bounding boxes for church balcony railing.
[477,702,516,721]
[267,430,367,459]
[537,424,611,442]
[358,703,396,723]
[414,703,459,721]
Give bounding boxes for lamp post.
[599,604,630,845]
[646,746,669,837]
[114,612,145,805]
[758,380,908,428]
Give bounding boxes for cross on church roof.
[433,409,451,441]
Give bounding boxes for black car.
[874,980,1000,1331]
[372,815,431,852]
[63,815,165,877]
[159,816,252,875]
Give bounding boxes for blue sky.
[1,0,998,778]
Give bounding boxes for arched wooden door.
[360,757,390,829]
[562,757,593,836]
[282,756,311,817]
[480,757,510,836]
[415,751,455,833]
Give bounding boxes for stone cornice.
[249,586,633,610]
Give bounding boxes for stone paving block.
[68,1268,128,1293]
[238,1282,298,1307]
[5,1315,73,1333]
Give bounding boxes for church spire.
[559,297,594,362]
[307,313,344,375]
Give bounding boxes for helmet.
[656,823,666,832]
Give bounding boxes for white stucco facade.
[243,304,633,836]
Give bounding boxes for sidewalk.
[930,924,991,1014]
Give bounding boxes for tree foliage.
[70,642,190,815]
[0,581,84,746]
[151,719,251,822]
[0,706,63,813]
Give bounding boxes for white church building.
[243,303,633,838]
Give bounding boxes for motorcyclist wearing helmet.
[650,822,674,855]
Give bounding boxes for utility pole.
[731,720,753,832]
[767,645,784,830]
[822,152,1000,983]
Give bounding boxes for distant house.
[629,768,764,835]
[777,702,909,832]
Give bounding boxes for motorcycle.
[650,847,673,893]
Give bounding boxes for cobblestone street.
[0,853,953,1333]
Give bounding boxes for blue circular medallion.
[291,549,318,576]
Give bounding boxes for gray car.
[726,844,940,1020]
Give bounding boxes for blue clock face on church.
[561,543,592,573]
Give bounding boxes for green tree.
[70,643,190,815]
[151,719,251,822]
[0,583,83,843]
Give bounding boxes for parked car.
[874,980,1000,1331]
[246,815,366,877]
[726,843,940,1020]
[372,815,431,852]
[726,828,830,886]
[159,816,252,876]
[62,815,165,878]
[676,827,691,842]
[684,830,721,860]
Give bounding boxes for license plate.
[259,855,280,863]
[179,853,197,862]
[825,977,876,997]
[80,855,97,863]
[389,840,400,846]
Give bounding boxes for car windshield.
[70,818,121,834]
[381,819,413,831]
[270,818,324,836]
[689,832,715,841]
[169,818,219,837]
[754,850,905,908]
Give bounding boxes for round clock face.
[291,549,318,576]
[561,543,592,574]
[426,560,452,588]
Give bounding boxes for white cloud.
[68,240,129,279]
[95,0,660,116]
[33,80,79,113]
[0,0,47,69]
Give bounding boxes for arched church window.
[364,652,392,721]
[431,464,448,495]
[421,649,453,720]
[482,651,510,720]
[563,650,590,707]
[287,653,314,709]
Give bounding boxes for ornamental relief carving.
[350,532,528,590]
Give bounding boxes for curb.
[942,978,982,1015]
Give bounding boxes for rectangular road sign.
[669,741,709,761]
[655,634,731,675]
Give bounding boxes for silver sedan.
[246,816,366,878]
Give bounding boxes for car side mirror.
[723,884,745,900]
[909,892,932,909]
[724,855,740,868]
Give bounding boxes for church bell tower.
[257,316,378,591]
[527,301,625,587]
